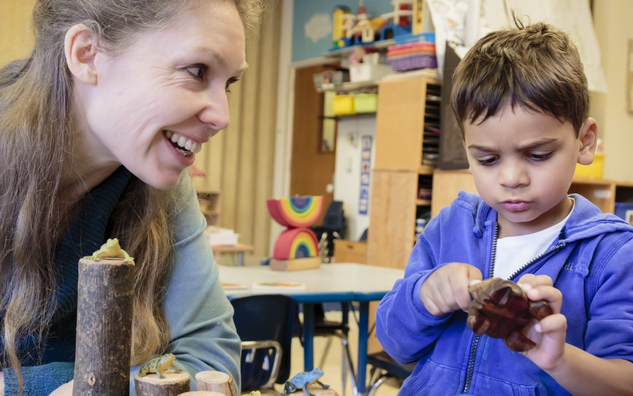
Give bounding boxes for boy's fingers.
[451,277,472,311]
[536,314,567,334]
[527,286,563,312]
[467,266,483,282]
[422,295,442,316]
[518,274,553,289]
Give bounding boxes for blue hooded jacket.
[376,192,633,396]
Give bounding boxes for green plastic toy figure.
[138,353,181,379]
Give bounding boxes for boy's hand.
[49,380,73,396]
[420,263,482,315]
[517,274,567,370]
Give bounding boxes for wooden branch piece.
[194,371,236,396]
[73,258,135,396]
[135,371,191,396]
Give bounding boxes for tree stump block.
[135,371,191,396]
[287,386,339,396]
[195,371,236,396]
[73,258,135,396]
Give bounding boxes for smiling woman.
[0,0,263,395]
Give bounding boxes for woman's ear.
[64,24,99,85]
[578,118,598,166]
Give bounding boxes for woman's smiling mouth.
[163,130,203,156]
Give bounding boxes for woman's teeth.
[164,131,202,154]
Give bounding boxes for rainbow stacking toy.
[267,196,323,271]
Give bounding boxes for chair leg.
[366,374,390,396]
[337,331,358,396]
[319,336,334,369]
[341,345,348,396]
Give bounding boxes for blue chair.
[366,351,416,396]
[231,294,297,394]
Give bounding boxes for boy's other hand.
[420,263,482,315]
[517,274,567,370]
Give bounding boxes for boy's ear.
[577,118,598,166]
[64,24,99,85]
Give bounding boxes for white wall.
[590,0,633,182]
[333,116,377,240]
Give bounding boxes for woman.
[0,0,263,394]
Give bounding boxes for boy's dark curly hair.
[451,18,589,137]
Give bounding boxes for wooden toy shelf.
[366,76,441,269]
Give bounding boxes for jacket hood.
[457,191,633,243]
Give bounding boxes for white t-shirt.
[494,200,575,280]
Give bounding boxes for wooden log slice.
[135,371,191,396]
[194,371,236,396]
[178,392,225,396]
[287,385,339,396]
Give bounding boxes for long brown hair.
[0,0,263,391]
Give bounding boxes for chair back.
[231,294,296,392]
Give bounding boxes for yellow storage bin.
[354,93,378,113]
[574,152,604,179]
[332,94,355,115]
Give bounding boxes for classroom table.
[218,262,405,396]
[211,243,254,266]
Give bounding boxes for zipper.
[462,228,566,393]
[507,241,566,281]
[463,224,499,393]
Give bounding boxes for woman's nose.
[197,88,230,131]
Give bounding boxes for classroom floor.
[265,311,401,396]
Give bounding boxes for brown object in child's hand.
[466,278,553,352]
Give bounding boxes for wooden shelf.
[318,79,380,93]
[416,199,432,206]
[324,39,396,57]
[418,165,434,175]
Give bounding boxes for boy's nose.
[499,162,529,188]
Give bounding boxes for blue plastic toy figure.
[281,368,329,396]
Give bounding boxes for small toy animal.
[83,238,134,263]
[467,278,553,352]
[282,368,329,396]
[138,353,181,379]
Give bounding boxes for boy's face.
[464,105,596,237]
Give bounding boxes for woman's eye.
[476,156,498,166]
[186,65,207,80]
[225,78,239,93]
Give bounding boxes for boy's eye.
[528,152,552,162]
[476,156,498,166]
[186,64,208,80]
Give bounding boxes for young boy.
[376,21,633,395]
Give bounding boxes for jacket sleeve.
[128,174,241,395]
[375,214,453,365]
[2,362,74,396]
[584,233,633,363]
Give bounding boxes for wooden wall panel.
[0,0,35,67]
[374,78,426,171]
[367,170,417,269]
[289,65,335,225]
[431,170,478,217]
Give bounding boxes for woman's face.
[78,1,247,189]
